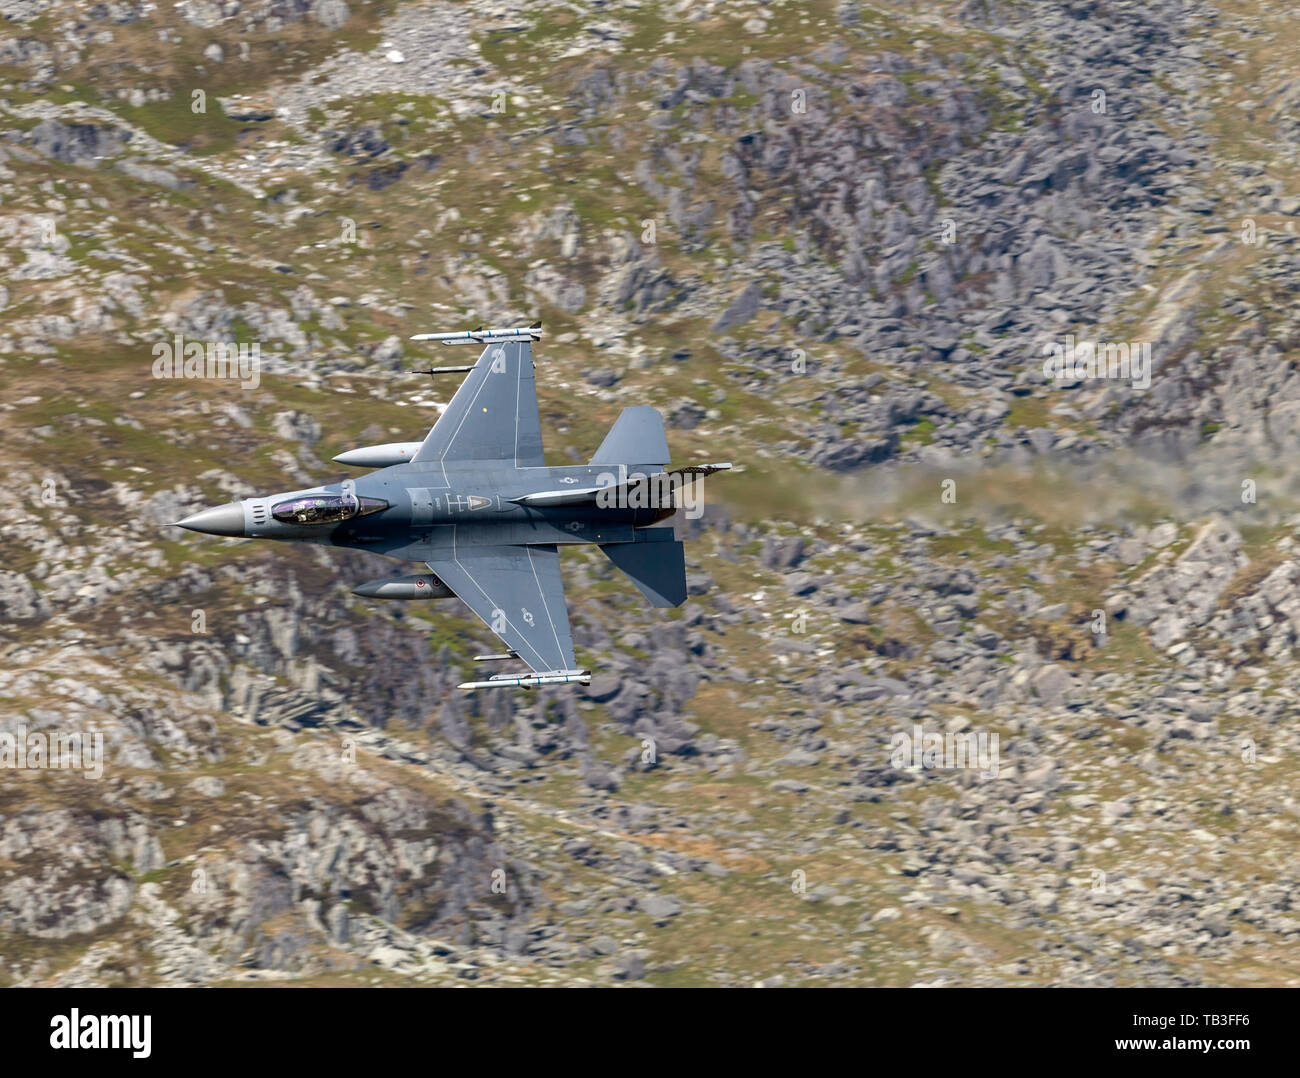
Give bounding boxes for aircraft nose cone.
[174,502,245,537]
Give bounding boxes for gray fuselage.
[232,461,674,561]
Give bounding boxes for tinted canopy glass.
[271,495,387,526]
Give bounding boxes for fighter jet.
[173,324,731,689]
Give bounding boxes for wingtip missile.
[410,323,543,345]
[458,669,591,690]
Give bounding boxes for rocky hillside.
[1,0,1298,986]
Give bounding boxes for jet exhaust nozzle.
[351,573,453,599]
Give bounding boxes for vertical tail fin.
[590,406,670,466]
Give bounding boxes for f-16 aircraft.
[173,324,730,689]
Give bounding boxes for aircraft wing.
[427,543,578,674]
[411,339,545,469]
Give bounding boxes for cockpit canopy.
[271,495,388,526]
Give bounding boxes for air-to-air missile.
[457,670,592,691]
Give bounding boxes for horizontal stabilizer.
[600,528,687,607]
[590,406,670,467]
